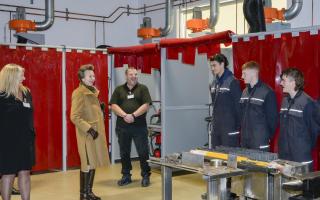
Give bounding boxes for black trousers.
[116,125,151,177]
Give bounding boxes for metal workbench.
[149,158,247,200]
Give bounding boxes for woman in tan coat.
[70,64,109,200]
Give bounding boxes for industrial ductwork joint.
[160,0,173,37]
[284,0,303,21]
[35,0,54,31]
[209,0,219,29]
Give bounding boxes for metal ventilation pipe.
[160,0,173,37]
[209,0,219,28]
[142,17,152,28]
[284,0,303,20]
[263,0,272,7]
[192,7,202,19]
[35,0,54,31]
[243,0,266,33]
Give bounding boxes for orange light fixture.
[186,18,209,33]
[9,19,36,33]
[264,7,285,23]
[137,27,161,40]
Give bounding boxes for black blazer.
[0,90,36,168]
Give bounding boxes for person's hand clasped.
[123,114,134,123]
[87,128,99,140]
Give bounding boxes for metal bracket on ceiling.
[65,8,69,21]
[127,5,130,16]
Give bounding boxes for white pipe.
[62,46,67,172]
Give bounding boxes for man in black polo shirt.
[110,67,152,187]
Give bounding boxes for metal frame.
[160,48,167,158]
[150,159,246,200]
[160,48,209,157]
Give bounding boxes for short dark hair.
[209,53,229,67]
[242,61,260,71]
[281,68,304,91]
[78,64,94,80]
[125,67,137,75]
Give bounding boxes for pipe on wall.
[209,0,219,29]
[35,0,54,31]
[160,0,173,37]
[284,0,303,20]
[243,0,266,33]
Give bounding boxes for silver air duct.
[35,0,54,31]
[209,0,219,29]
[160,0,173,37]
[284,0,303,21]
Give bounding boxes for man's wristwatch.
[132,113,136,119]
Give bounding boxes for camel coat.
[70,84,110,171]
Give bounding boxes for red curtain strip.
[0,45,63,171]
[160,30,233,65]
[108,31,233,70]
[233,30,320,170]
[108,43,160,74]
[66,50,109,168]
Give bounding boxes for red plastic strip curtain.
[108,43,160,74]
[66,50,109,168]
[159,30,233,65]
[233,30,320,170]
[0,45,62,171]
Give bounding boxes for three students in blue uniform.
[209,55,319,171]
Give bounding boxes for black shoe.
[117,175,132,186]
[12,187,20,195]
[228,191,239,200]
[141,176,150,187]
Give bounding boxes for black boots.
[80,171,90,200]
[88,170,101,200]
[80,170,101,200]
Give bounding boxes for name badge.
[210,87,215,93]
[23,102,31,108]
[127,94,134,99]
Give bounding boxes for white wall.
[110,65,161,162]
[1,0,318,47]
[0,0,141,47]
[138,0,319,37]
[137,0,209,38]
[288,0,320,28]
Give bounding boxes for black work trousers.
[116,125,151,177]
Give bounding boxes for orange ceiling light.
[137,27,161,40]
[264,7,285,23]
[9,19,36,33]
[186,18,209,33]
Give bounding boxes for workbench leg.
[244,174,254,198]
[207,177,219,200]
[266,173,274,200]
[162,166,172,200]
[219,178,227,200]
